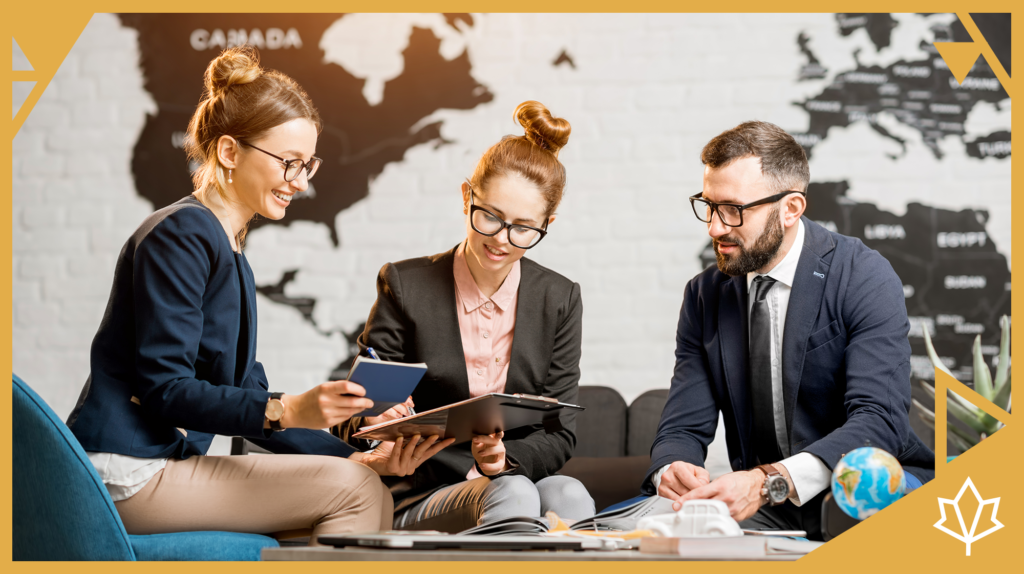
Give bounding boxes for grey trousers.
[393,475,595,533]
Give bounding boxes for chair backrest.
[574,386,628,457]
[13,375,136,561]
[627,389,669,457]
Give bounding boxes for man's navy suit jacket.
[67,195,354,460]
[644,217,934,492]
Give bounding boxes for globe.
[831,447,906,520]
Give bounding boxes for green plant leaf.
[923,378,980,416]
[946,392,991,434]
[948,427,977,454]
[994,377,1011,411]
[979,413,1002,435]
[973,335,995,400]
[916,402,980,451]
[918,412,934,429]
[912,398,935,422]
[920,327,982,413]
[993,315,1010,394]
[919,380,935,400]
[921,326,950,375]
[950,421,981,447]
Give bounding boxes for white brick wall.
[13,14,156,421]
[13,14,1010,468]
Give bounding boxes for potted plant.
[913,316,1010,454]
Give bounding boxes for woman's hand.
[279,380,374,430]
[351,434,456,477]
[363,397,415,427]
[472,431,510,476]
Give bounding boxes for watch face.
[768,477,789,502]
[267,399,285,421]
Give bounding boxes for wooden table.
[262,546,802,561]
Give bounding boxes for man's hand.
[677,470,765,520]
[350,434,456,477]
[658,461,711,501]
[472,431,509,476]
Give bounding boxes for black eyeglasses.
[467,183,548,249]
[238,139,322,183]
[689,190,805,227]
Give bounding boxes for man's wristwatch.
[265,392,286,431]
[756,464,789,506]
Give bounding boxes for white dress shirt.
[654,220,831,506]
[87,451,168,502]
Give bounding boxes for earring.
[228,169,233,183]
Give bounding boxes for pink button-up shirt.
[453,241,520,398]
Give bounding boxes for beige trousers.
[114,454,392,545]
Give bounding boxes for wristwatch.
[265,392,286,431]
[756,464,789,506]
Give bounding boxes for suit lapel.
[781,219,835,434]
[718,275,753,458]
[505,260,535,395]
[432,249,472,398]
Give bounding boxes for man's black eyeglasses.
[467,183,548,249]
[238,139,322,183]
[689,190,805,227]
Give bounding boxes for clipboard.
[352,392,584,444]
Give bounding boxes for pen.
[364,347,415,415]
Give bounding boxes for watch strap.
[268,392,284,431]
[756,464,787,506]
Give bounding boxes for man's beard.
[713,204,784,276]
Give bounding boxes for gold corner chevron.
[7,10,93,139]
[944,12,1013,98]
[933,42,982,85]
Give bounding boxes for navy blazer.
[644,217,934,492]
[68,195,355,460]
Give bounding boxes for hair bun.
[205,46,263,97]
[514,101,571,156]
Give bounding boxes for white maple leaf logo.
[934,477,1004,556]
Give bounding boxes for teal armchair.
[12,374,279,561]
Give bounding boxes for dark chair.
[820,493,860,541]
[573,386,628,457]
[627,389,669,456]
[558,386,669,511]
[13,374,279,561]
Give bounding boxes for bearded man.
[642,121,934,539]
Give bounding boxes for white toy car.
[636,499,743,537]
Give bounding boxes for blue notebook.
[345,356,428,417]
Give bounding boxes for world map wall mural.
[701,13,1011,385]
[10,11,1013,454]
[119,13,492,246]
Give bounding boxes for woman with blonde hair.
[67,46,452,544]
[350,100,595,532]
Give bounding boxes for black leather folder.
[352,392,584,445]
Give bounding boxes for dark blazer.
[643,217,934,493]
[356,247,583,507]
[68,195,355,460]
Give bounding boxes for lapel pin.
[814,271,825,279]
